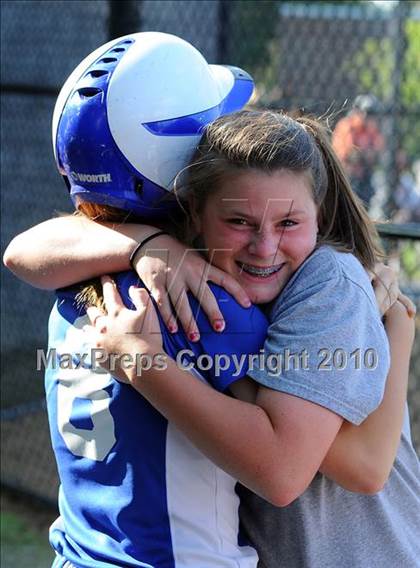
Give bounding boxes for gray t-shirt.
[241,246,420,568]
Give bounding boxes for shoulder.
[288,245,340,287]
[273,246,378,318]
[291,245,368,284]
[265,246,388,368]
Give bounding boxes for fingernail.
[213,319,225,332]
[243,299,251,308]
[169,324,178,333]
[189,332,200,342]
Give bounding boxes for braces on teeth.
[241,263,281,276]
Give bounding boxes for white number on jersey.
[56,315,116,461]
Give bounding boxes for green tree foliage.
[346,20,420,108]
[228,2,371,97]
[343,17,420,158]
[402,19,420,107]
[227,1,282,95]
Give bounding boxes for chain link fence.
[1,0,419,504]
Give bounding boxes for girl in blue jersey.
[41,203,268,567]
[5,110,418,567]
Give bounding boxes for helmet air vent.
[110,47,125,53]
[88,70,108,78]
[77,87,102,98]
[99,57,117,64]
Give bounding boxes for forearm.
[128,360,283,503]
[86,281,343,504]
[321,302,414,492]
[125,357,326,506]
[3,216,159,289]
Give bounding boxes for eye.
[279,219,298,228]
[227,218,250,226]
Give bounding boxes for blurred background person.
[333,94,384,208]
[393,150,420,224]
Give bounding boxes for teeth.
[239,263,283,277]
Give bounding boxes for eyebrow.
[225,208,308,218]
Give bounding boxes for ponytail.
[296,116,383,269]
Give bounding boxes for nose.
[247,229,282,260]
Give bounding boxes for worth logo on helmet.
[70,172,112,183]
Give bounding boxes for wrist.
[130,230,170,271]
[125,350,168,387]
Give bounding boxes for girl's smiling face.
[195,169,319,304]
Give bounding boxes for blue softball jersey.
[45,270,268,567]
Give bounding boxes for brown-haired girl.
[5,110,419,567]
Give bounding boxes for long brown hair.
[176,110,382,269]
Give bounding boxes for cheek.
[205,222,249,252]
[208,229,247,272]
[283,225,318,261]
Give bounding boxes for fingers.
[129,286,163,337]
[86,306,107,332]
[371,264,399,316]
[135,249,252,335]
[190,281,226,332]
[386,281,399,310]
[172,288,200,341]
[127,286,149,336]
[101,275,125,313]
[128,286,149,311]
[149,288,177,333]
[207,265,251,308]
[180,262,251,332]
[372,263,395,287]
[82,322,101,346]
[398,293,417,318]
[373,282,399,316]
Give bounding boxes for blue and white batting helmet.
[52,32,254,218]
